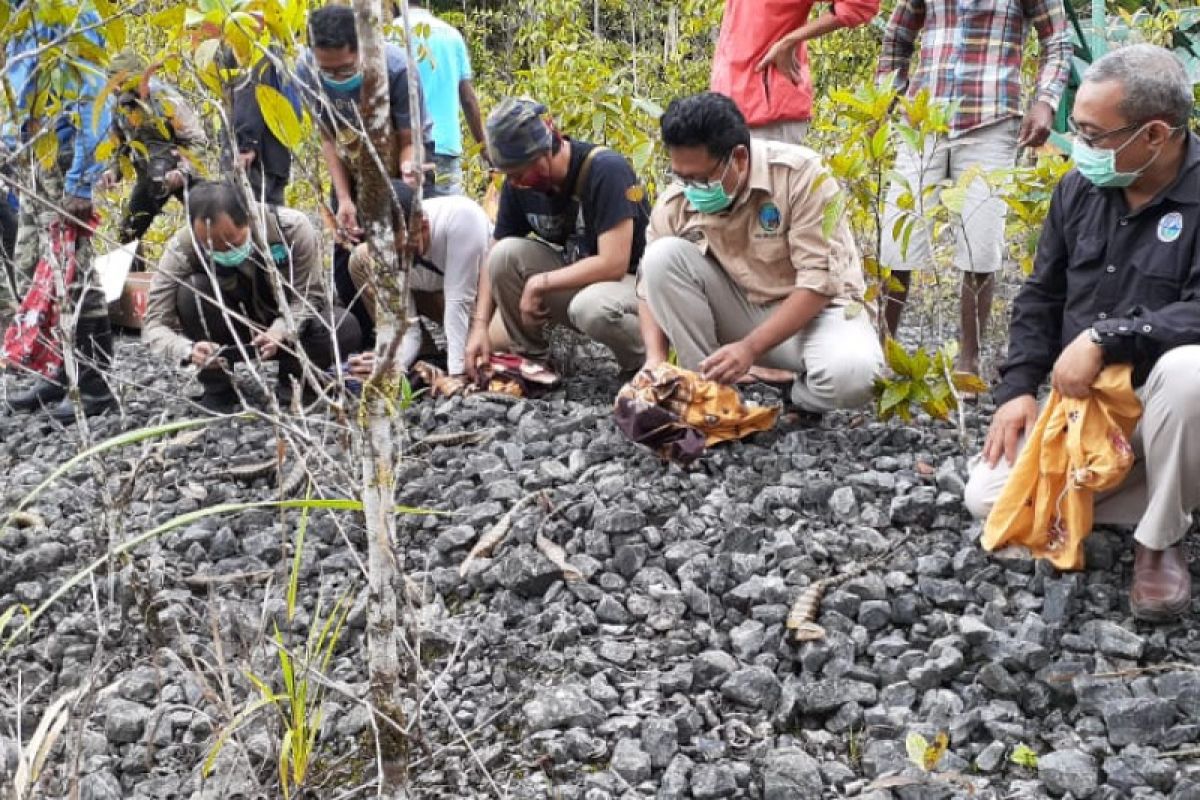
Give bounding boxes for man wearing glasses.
[965,46,1200,622]
[637,92,883,413]
[463,97,648,380]
[297,4,435,343]
[876,0,1071,378]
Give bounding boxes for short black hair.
[188,181,251,228]
[660,92,751,160]
[309,5,358,52]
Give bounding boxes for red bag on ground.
[1,221,81,376]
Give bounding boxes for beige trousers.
[487,237,644,371]
[640,236,883,412]
[964,345,1200,550]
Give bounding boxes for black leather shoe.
[8,373,67,411]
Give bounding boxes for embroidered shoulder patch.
[1158,211,1183,243]
[625,185,645,203]
[758,202,781,233]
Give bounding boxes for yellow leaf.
[94,137,116,163]
[33,134,58,170]
[256,84,302,150]
[952,372,989,394]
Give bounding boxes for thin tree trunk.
[348,0,420,792]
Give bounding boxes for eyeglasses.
[319,60,362,81]
[667,157,733,190]
[1067,116,1145,149]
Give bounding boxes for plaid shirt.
[877,0,1071,136]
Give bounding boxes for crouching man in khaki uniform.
[638,92,883,413]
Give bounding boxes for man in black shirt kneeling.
[965,45,1200,622]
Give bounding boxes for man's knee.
[805,347,882,409]
[1147,346,1200,411]
[962,463,998,520]
[567,285,630,336]
[486,237,538,285]
[639,236,698,297]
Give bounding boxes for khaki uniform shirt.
[646,139,865,306]
[142,205,323,364]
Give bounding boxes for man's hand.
[983,394,1038,468]
[163,170,185,193]
[1018,100,1055,149]
[252,329,284,359]
[238,150,256,170]
[190,341,224,368]
[347,351,375,379]
[335,197,362,243]
[700,340,757,385]
[756,38,803,83]
[519,278,550,329]
[1051,329,1104,399]
[95,170,120,192]
[464,323,492,381]
[61,195,93,223]
[400,160,435,188]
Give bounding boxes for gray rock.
[799,679,878,715]
[610,738,651,784]
[693,650,739,689]
[889,487,937,526]
[494,544,560,598]
[761,747,823,799]
[594,507,645,534]
[104,699,149,744]
[692,763,738,799]
[918,576,969,608]
[729,620,766,661]
[721,666,782,710]
[118,668,158,703]
[1039,749,1099,798]
[828,486,858,520]
[1102,747,1177,793]
[975,740,1007,773]
[1104,698,1176,746]
[79,771,123,800]
[641,717,679,770]
[1082,620,1144,659]
[523,684,605,732]
[659,754,694,800]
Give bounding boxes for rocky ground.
[2,333,1200,800]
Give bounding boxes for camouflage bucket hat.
[486,97,553,170]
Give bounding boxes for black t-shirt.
[493,139,649,271]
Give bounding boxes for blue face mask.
[321,71,363,92]
[211,239,253,269]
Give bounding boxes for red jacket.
[711,0,880,127]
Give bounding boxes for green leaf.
[905,732,929,769]
[1011,744,1039,769]
[884,337,913,377]
[822,192,848,240]
[256,84,303,150]
[879,381,910,414]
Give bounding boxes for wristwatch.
[1087,326,1103,345]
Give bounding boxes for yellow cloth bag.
[981,365,1141,570]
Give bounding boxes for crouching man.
[964,46,1200,622]
[464,97,649,379]
[638,92,882,412]
[142,181,361,412]
[345,180,489,377]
